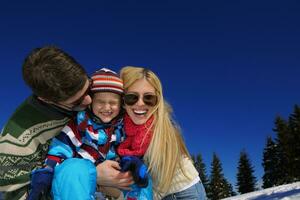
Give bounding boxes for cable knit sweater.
[0,96,71,200]
[154,156,200,199]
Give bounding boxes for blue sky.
[1,1,300,188]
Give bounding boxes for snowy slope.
[222,182,300,200]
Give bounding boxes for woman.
[120,66,207,200]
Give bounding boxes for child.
[28,68,151,200]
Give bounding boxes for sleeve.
[0,134,52,199]
[46,121,81,168]
[27,121,81,200]
[0,133,55,199]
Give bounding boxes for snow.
[222,182,300,200]
[1,182,300,200]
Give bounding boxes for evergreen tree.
[208,153,232,200]
[193,153,209,194]
[192,154,196,162]
[236,150,257,194]
[288,105,300,181]
[262,136,281,188]
[273,116,290,184]
[263,105,300,186]
[225,180,237,197]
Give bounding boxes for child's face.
[91,92,121,123]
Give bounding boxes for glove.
[120,156,148,188]
[28,167,54,200]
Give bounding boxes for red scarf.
[124,113,154,136]
[117,114,154,156]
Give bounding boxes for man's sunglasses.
[70,79,93,107]
[124,93,158,107]
[56,79,92,111]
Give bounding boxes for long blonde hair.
[120,66,191,193]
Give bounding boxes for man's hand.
[96,160,134,190]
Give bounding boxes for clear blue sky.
[1,0,300,188]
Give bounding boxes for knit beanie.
[91,68,124,95]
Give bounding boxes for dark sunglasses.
[124,93,158,107]
[70,79,92,107]
[57,79,92,111]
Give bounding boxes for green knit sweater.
[0,96,71,200]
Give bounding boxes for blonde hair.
[120,66,191,193]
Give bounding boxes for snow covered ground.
[0,182,299,200]
[222,182,300,200]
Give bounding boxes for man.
[0,46,132,200]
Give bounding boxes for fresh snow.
[222,182,300,200]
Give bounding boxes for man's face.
[56,79,92,111]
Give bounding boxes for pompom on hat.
[91,68,124,95]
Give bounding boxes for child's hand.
[120,156,149,188]
[28,167,54,200]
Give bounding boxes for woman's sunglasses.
[124,93,158,107]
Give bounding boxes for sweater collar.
[30,95,75,118]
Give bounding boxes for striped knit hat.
[91,68,124,95]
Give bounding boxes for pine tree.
[193,153,209,194]
[262,136,281,188]
[208,153,232,200]
[263,105,300,186]
[236,150,257,194]
[288,105,300,181]
[225,180,237,197]
[192,154,196,162]
[273,116,290,184]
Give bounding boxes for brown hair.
[22,46,87,102]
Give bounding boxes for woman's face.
[124,78,157,125]
[92,92,121,123]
